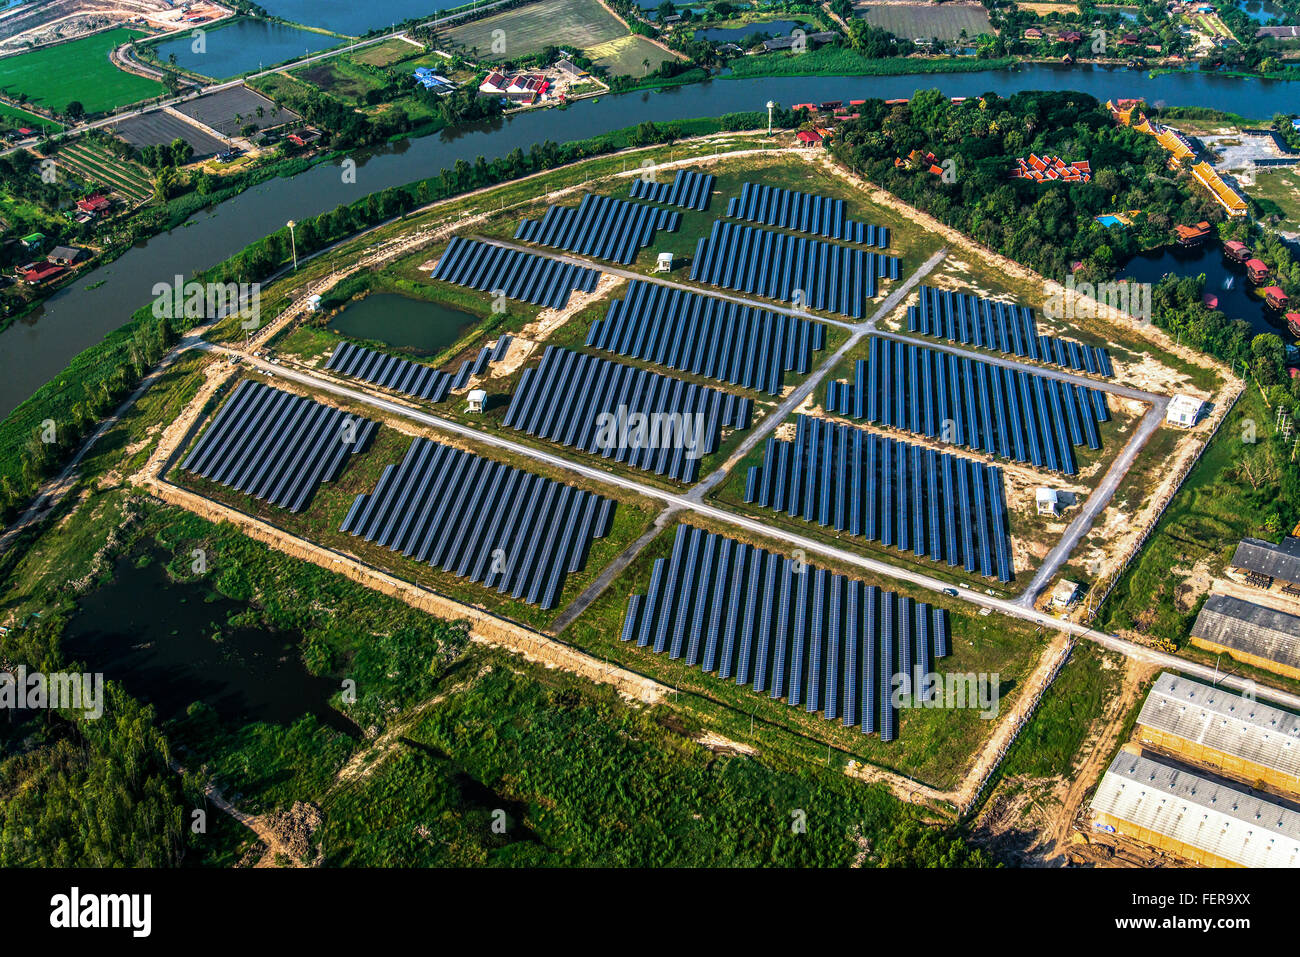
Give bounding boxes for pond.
[256,0,466,35]
[1235,0,1290,23]
[63,547,357,735]
[694,19,810,42]
[1118,243,1292,341]
[327,293,480,355]
[150,19,341,79]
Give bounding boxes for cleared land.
[350,36,422,67]
[853,1,994,41]
[111,109,229,157]
[587,34,675,75]
[293,59,387,102]
[173,85,300,137]
[0,28,165,114]
[443,0,627,60]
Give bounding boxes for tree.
[65,101,84,120]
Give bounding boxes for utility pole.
[766,99,775,136]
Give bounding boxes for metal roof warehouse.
[1136,672,1300,790]
[1233,536,1300,585]
[1091,752,1300,868]
[1189,593,1300,677]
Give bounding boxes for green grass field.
[444,0,627,60]
[0,100,61,132]
[588,34,675,76]
[350,36,422,67]
[0,29,165,115]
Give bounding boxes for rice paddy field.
[0,28,164,115]
[852,1,995,41]
[349,36,424,67]
[443,0,628,59]
[0,100,60,132]
[588,34,676,75]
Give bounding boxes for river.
[3,63,1299,418]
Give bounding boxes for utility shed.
[1189,594,1300,680]
[1035,487,1060,516]
[1165,394,1203,428]
[1136,672,1300,797]
[1090,751,1300,868]
[1231,536,1300,588]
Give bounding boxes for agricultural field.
[0,99,60,133]
[292,59,387,102]
[0,28,165,115]
[443,0,628,60]
[588,34,677,75]
[53,140,153,205]
[852,1,995,41]
[350,36,423,67]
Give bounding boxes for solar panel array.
[689,220,900,318]
[341,437,615,610]
[726,182,890,247]
[327,342,454,402]
[628,169,714,210]
[514,193,680,265]
[620,525,951,741]
[585,279,826,396]
[744,414,1013,581]
[908,286,1114,377]
[181,380,375,512]
[504,346,752,483]
[432,236,600,309]
[826,338,1109,476]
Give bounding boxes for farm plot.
[443,0,627,60]
[852,2,994,41]
[587,34,676,75]
[110,110,229,158]
[55,142,152,205]
[292,60,386,102]
[350,36,422,67]
[0,100,60,132]
[172,85,300,138]
[0,28,165,114]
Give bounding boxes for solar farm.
[165,146,1197,790]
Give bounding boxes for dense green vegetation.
[832,89,1222,280]
[1101,386,1300,648]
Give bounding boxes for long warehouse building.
[1189,593,1300,681]
[1135,672,1300,798]
[1090,751,1300,868]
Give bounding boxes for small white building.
[1053,579,1081,607]
[466,389,488,413]
[306,294,322,312]
[1165,394,1203,428]
[1035,487,1061,517]
[655,252,673,273]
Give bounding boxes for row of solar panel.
[743,414,1014,582]
[340,436,614,610]
[726,182,890,248]
[585,279,826,396]
[690,220,900,318]
[503,346,751,484]
[514,193,680,266]
[628,169,714,211]
[431,236,600,310]
[181,380,375,513]
[620,525,951,740]
[907,285,1114,377]
[327,341,454,402]
[826,338,1109,476]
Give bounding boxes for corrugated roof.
[1232,537,1300,584]
[1190,593,1300,670]
[1137,672,1300,779]
[1091,752,1300,867]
